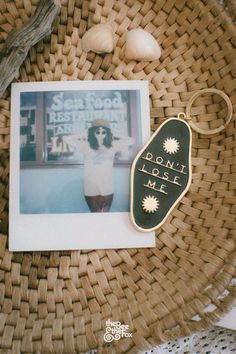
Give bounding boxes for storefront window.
[20,90,139,167]
[20,93,37,162]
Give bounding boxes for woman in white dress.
[63,119,135,212]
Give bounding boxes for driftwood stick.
[0,0,60,98]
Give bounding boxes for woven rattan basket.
[0,0,236,353]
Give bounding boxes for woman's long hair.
[88,126,113,150]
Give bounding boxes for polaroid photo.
[9,80,155,251]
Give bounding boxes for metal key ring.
[186,88,233,135]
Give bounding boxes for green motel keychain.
[130,88,233,232]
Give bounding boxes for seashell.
[125,28,161,61]
[82,23,114,54]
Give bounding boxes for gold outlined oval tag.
[130,118,192,232]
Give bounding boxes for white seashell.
[125,28,161,61]
[82,23,114,54]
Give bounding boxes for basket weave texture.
[0,0,236,353]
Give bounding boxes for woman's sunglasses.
[95,129,107,135]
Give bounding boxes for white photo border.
[9,80,155,251]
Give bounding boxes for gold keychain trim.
[183,88,233,135]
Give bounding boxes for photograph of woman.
[63,119,135,213]
[14,82,153,251]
